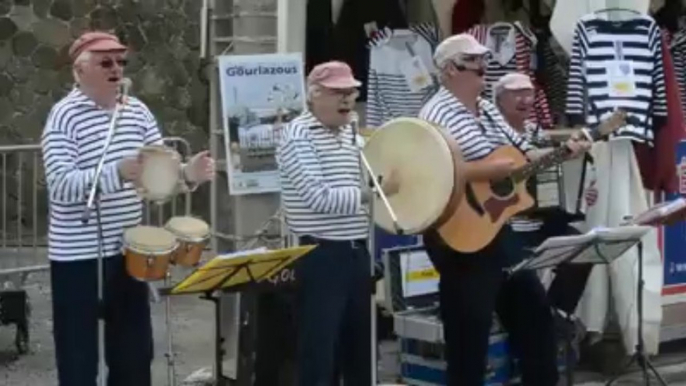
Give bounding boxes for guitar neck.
[511,146,571,182]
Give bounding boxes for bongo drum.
[362,117,465,234]
[136,145,182,202]
[164,216,210,267]
[123,225,178,281]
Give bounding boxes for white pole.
[369,198,378,385]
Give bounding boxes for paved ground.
[1,270,686,385]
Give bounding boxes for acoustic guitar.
[437,110,628,254]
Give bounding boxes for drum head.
[124,225,177,254]
[363,117,464,234]
[165,216,210,239]
[137,145,181,202]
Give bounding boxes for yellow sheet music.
[171,245,316,295]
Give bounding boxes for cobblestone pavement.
[1,271,686,385]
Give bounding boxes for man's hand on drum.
[118,156,143,182]
[380,169,400,197]
[183,150,216,184]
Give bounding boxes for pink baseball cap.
[307,61,362,89]
[69,31,127,61]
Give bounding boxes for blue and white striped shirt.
[418,87,532,161]
[41,88,162,261]
[277,111,369,240]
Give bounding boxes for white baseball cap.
[434,34,490,68]
[493,73,534,100]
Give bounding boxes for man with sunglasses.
[41,31,215,386]
[417,34,589,386]
[277,61,397,386]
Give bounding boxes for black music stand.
[603,201,686,386]
[509,226,651,386]
[159,245,315,386]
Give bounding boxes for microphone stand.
[81,98,126,386]
[352,120,403,386]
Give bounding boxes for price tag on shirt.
[399,56,434,93]
[607,60,637,98]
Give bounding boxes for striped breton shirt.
[277,111,369,240]
[509,120,546,233]
[418,87,532,162]
[565,14,667,143]
[366,24,439,127]
[41,87,162,262]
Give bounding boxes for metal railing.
[0,139,196,285]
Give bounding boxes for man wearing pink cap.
[41,31,215,385]
[417,35,590,386]
[277,61,395,386]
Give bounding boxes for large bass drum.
[362,117,466,234]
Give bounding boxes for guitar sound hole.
[490,178,515,198]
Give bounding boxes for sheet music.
[572,240,637,264]
[534,232,596,254]
[588,225,651,241]
[514,225,651,271]
[217,247,269,260]
[631,197,686,225]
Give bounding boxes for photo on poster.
[217,53,306,195]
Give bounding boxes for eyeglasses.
[325,88,358,98]
[99,58,128,69]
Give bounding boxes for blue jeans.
[295,236,372,386]
[51,255,153,386]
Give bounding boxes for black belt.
[299,236,367,249]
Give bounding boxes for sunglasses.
[99,58,128,69]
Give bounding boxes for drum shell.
[123,225,178,281]
[124,249,173,281]
[362,117,465,234]
[165,216,210,267]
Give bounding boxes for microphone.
[118,78,132,105]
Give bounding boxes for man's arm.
[41,109,123,204]
[280,138,361,215]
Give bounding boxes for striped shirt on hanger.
[565,14,667,143]
[366,24,440,128]
[418,87,532,162]
[41,87,163,262]
[467,22,553,129]
[278,111,369,240]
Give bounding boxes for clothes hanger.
[594,7,641,15]
[594,7,641,22]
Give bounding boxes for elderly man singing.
[41,31,215,386]
[278,61,394,386]
[418,35,590,386]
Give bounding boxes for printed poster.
[662,141,686,297]
[217,53,306,195]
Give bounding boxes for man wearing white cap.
[417,34,590,386]
[494,72,595,338]
[277,61,396,386]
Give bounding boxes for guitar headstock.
[586,109,628,141]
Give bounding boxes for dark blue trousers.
[424,227,559,386]
[50,255,153,386]
[296,236,372,386]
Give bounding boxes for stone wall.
[0,0,210,239]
